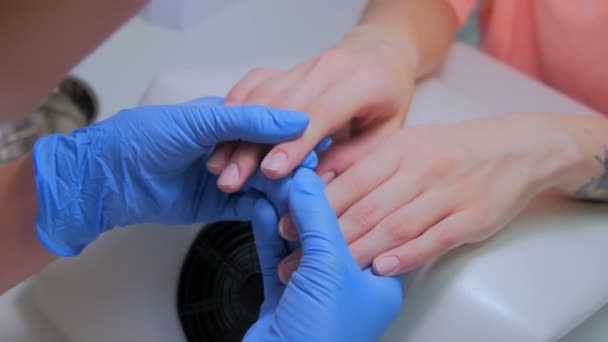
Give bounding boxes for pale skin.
[200,0,608,280]
[206,0,458,189]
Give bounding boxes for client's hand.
[244,168,403,342]
[278,114,579,278]
[207,26,415,192]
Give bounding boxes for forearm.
[503,112,608,202]
[355,0,458,78]
[0,155,55,294]
[0,0,148,122]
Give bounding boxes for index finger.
[252,198,285,296]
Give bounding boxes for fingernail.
[278,218,287,238]
[278,258,298,284]
[262,151,287,172]
[373,256,400,276]
[321,171,336,184]
[279,216,298,240]
[218,163,239,188]
[278,264,293,284]
[206,154,226,173]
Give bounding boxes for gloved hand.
[33,97,312,256]
[244,168,403,342]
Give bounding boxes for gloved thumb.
[191,104,310,147]
[288,168,350,259]
[251,198,285,304]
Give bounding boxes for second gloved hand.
[244,168,403,342]
[33,97,310,256]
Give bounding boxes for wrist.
[33,128,119,256]
[344,24,419,79]
[496,113,584,195]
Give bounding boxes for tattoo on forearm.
[575,147,608,202]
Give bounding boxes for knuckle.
[317,48,352,68]
[348,201,380,234]
[386,220,417,243]
[436,228,460,250]
[248,67,276,79]
[418,149,465,182]
[247,85,274,104]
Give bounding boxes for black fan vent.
[177,221,263,342]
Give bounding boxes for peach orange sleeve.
[444,0,477,27]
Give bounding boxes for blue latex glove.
[33,97,313,256]
[245,168,403,342]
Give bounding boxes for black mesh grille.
[177,221,263,342]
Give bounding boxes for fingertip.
[261,150,290,179]
[253,196,277,223]
[299,151,319,170]
[206,162,223,175]
[372,255,401,276]
[217,163,241,193]
[277,254,300,284]
[320,170,336,184]
[266,108,310,128]
[278,214,299,241]
[292,167,325,193]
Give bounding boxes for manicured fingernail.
[279,216,298,240]
[321,171,336,184]
[278,264,293,284]
[262,151,287,172]
[373,256,400,276]
[206,154,226,173]
[218,163,239,189]
[278,218,288,238]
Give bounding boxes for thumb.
[252,197,285,300]
[288,168,350,258]
[192,104,310,147]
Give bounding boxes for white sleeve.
[140,0,239,30]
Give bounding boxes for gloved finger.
[252,197,286,301]
[361,268,404,316]
[288,168,350,258]
[240,169,291,216]
[185,96,225,106]
[206,142,238,174]
[225,68,282,104]
[372,210,473,276]
[213,189,263,222]
[299,150,318,170]
[314,136,333,153]
[277,159,334,242]
[278,213,298,241]
[195,105,310,147]
[277,248,302,284]
[217,142,268,193]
